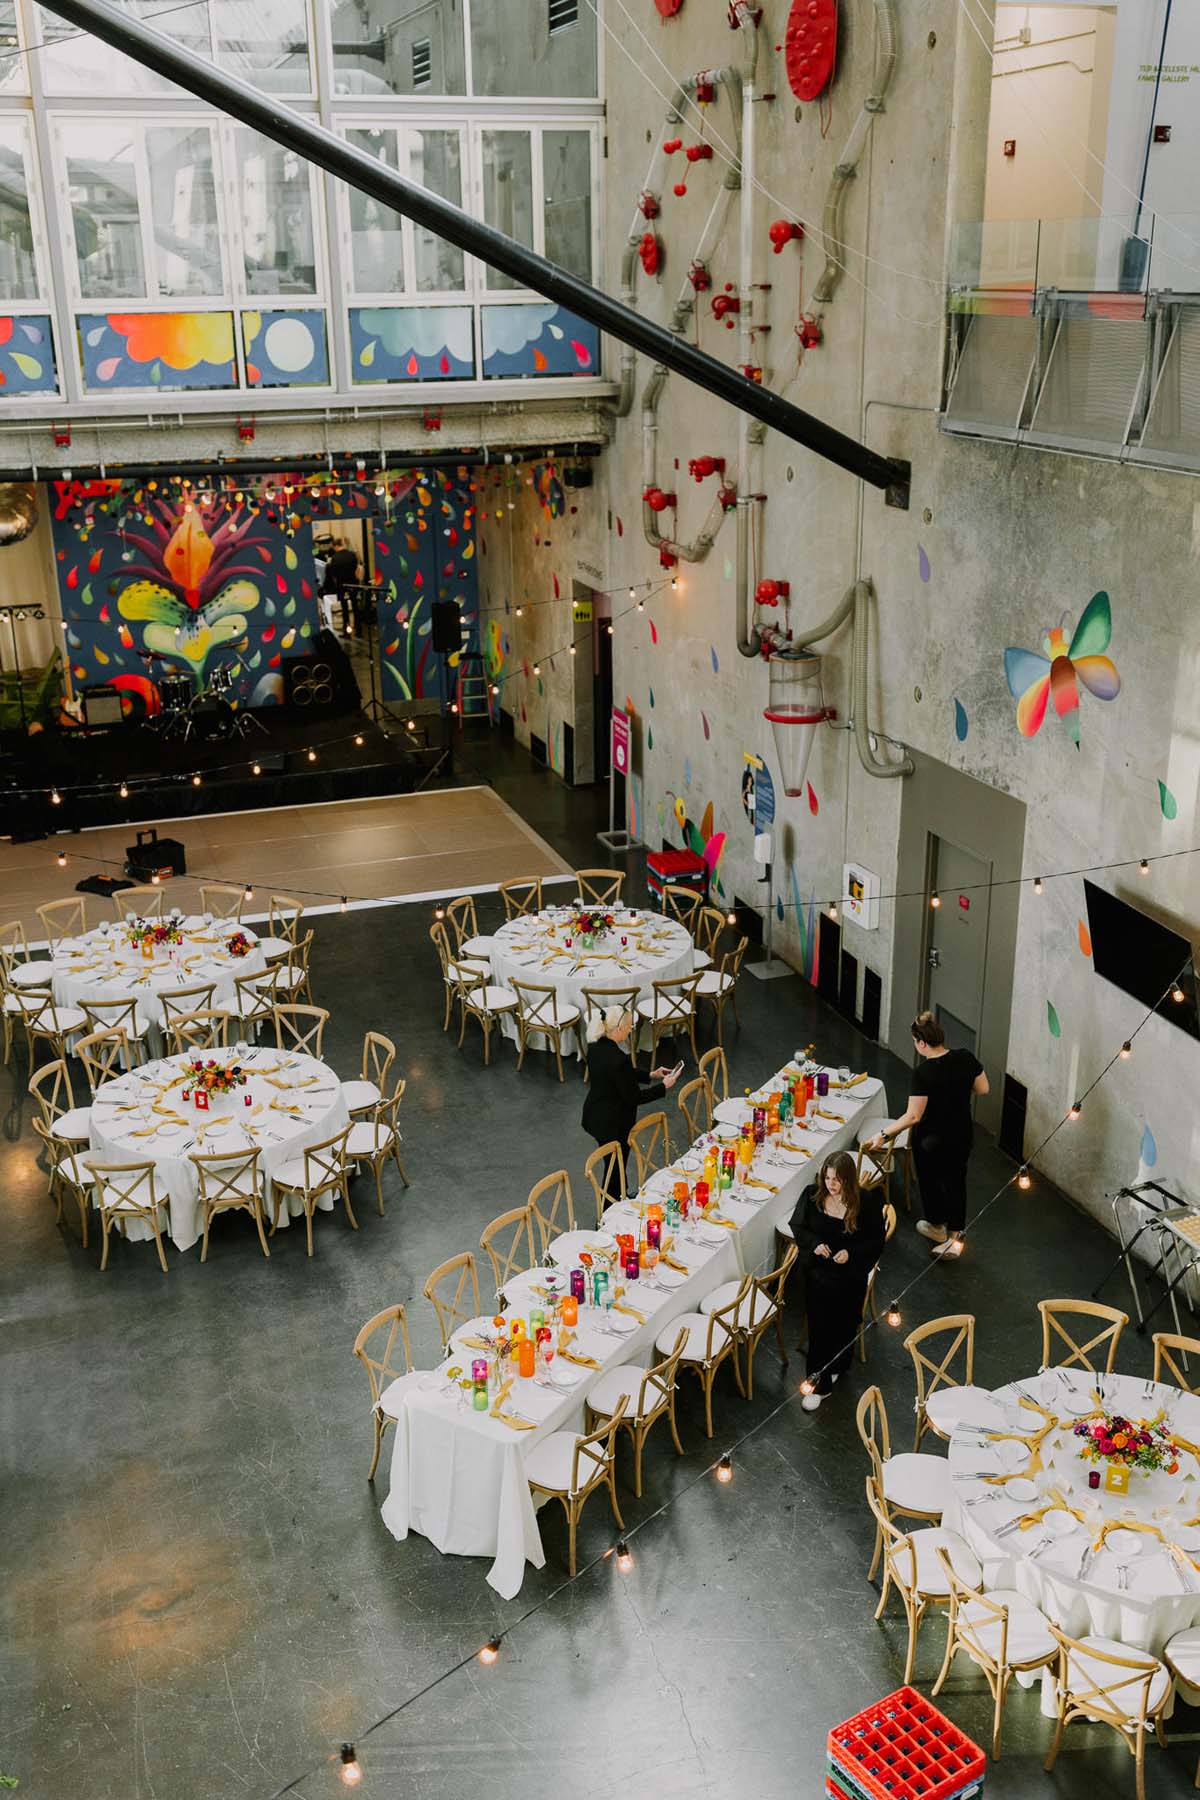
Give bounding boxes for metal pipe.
[0,448,602,481]
[40,0,907,494]
[0,482,38,544]
[813,0,898,307]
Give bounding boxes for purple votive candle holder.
[646,1218,662,1250]
[570,1268,586,1302]
[1088,1469,1100,1490]
[624,1254,639,1282]
[471,1358,488,1384]
[817,1070,829,1097]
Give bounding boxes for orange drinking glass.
[518,1339,535,1379]
[562,1295,579,1326]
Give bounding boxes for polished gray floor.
[3,740,1198,1800]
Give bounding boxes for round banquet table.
[488,906,696,1050]
[87,1047,349,1253]
[39,916,267,1037]
[944,1365,1200,1671]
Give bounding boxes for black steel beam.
[41,0,909,495]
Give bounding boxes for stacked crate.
[827,1688,985,1800]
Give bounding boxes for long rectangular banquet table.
[380,1065,886,1597]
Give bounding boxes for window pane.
[410,130,464,292]
[542,130,591,282]
[62,123,145,300]
[214,0,311,94]
[346,130,404,295]
[236,129,317,295]
[480,131,532,292]
[38,0,204,94]
[0,3,28,94]
[330,0,466,96]
[0,123,38,300]
[470,0,596,97]
[145,127,222,297]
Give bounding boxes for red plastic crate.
[828,1688,985,1800]
[826,1778,855,1800]
[646,847,707,906]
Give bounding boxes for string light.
[451,702,459,715]
[192,773,201,787]
[478,1638,501,1664]
[1140,859,1150,874]
[628,586,636,600]
[244,884,253,901]
[434,905,446,921]
[615,1541,634,1573]
[637,599,645,612]
[885,1301,902,1328]
[150,872,160,885]
[799,1378,815,1396]
[670,575,679,591]
[1033,876,1044,895]
[715,1454,733,1483]
[340,897,348,913]
[929,892,941,909]
[607,624,614,636]
[1068,1101,1082,1120]
[1172,983,1186,1003]
[307,748,317,762]
[339,1744,362,1788]
[569,645,577,656]
[515,606,523,618]
[726,910,737,925]
[827,902,838,920]
[533,663,541,676]
[56,850,66,868]
[118,781,128,799]
[1120,1041,1132,1059]
[50,788,61,806]
[354,734,364,746]
[252,762,262,776]
[1017,1166,1032,1190]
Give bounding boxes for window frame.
[336,117,470,306]
[0,110,51,307]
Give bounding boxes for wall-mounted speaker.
[431,599,461,654]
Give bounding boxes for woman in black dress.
[581,1007,680,1197]
[866,1011,988,1260]
[790,1150,886,1412]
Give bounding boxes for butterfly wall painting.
[1003,590,1121,747]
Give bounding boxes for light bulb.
[307,748,317,762]
[1120,1041,1132,1059]
[1172,984,1185,1003]
[930,892,941,909]
[192,773,201,787]
[628,586,636,600]
[56,850,66,868]
[119,781,129,799]
[492,684,500,696]
[569,645,577,656]
[885,1301,902,1328]
[339,1744,362,1787]
[150,872,160,885]
[478,1638,501,1664]
[726,910,737,925]
[1017,1166,1032,1191]
[607,624,614,637]
[515,606,523,618]
[1139,858,1150,874]
[827,903,838,920]
[451,702,459,715]
[340,897,348,913]
[615,1541,634,1573]
[715,1454,733,1484]
[252,762,262,776]
[670,576,679,591]
[244,885,253,901]
[1033,877,1043,895]
[434,905,446,921]
[1068,1101,1081,1120]
[533,663,541,676]
[50,788,61,806]
[637,600,645,612]
[799,1378,815,1396]
[355,734,364,746]
[406,719,415,731]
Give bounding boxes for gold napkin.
[1092,1517,1165,1553]
[831,1074,867,1090]
[813,1108,846,1123]
[660,1254,690,1274]
[270,1100,304,1116]
[612,1299,646,1323]
[458,1334,494,1351]
[561,1350,601,1370]
[705,1215,738,1230]
[742,1177,778,1193]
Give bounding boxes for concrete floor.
[3,734,1199,1800]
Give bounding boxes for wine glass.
[538,1336,555,1386]
[643,1244,660,1288]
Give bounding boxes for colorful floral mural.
[1003,590,1120,748]
[481,305,600,378]
[242,310,329,388]
[80,313,238,392]
[50,478,322,711]
[373,471,480,708]
[351,306,475,382]
[0,316,57,395]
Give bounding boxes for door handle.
[927,948,941,969]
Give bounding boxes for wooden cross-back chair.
[855,1381,947,1580]
[628,1109,670,1189]
[584,1140,626,1226]
[578,983,641,1071]
[167,1009,230,1056]
[346,1080,409,1215]
[81,996,151,1063]
[636,971,702,1066]
[159,983,218,1032]
[479,1205,536,1297]
[422,1251,481,1358]
[1152,1330,1200,1394]
[528,1169,575,1259]
[343,1029,396,1116]
[273,1003,329,1059]
[353,1304,414,1481]
[268,892,304,941]
[1038,1298,1127,1373]
[499,877,543,920]
[904,1314,976,1449]
[585,1328,688,1497]
[190,1145,269,1262]
[227,963,283,1037]
[16,986,86,1063]
[863,1476,979,1688]
[858,1203,899,1361]
[37,897,87,944]
[445,894,481,955]
[1043,1626,1171,1800]
[510,978,581,1082]
[676,1074,712,1144]
[660,1280,748,1438]
[0,918,32,967]
[856,1136,896,1198]
[931,1546,1057,1761]
[699,1044,728,1103]
[31,1115,92,1248]
[456,970,517,1065]
[76,1027,130,1095]
[274,929,314,1004]
[708,1241,798,1400]
[430,920,489,1031]
[28,1056,90,1144]
[89,1156,170,1273]
[694,904,727,959]
[199,883,245,921]
[661,884,702,932]
[697,936,746,1043]
[525,1397,628,1577]
[574,869,625,907]
[269,1126,354,1257]
[114,886,165,921]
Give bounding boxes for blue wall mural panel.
[79,313,238,392]
[372,471,479,709]
[0,316,57,395]
[480,304,599,378]
[351,306,475,382]
[243,310,329,388]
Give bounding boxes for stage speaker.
[81,684,125,727]
[431,599,461,654]
[285,654,335,709]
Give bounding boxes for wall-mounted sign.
[843,861,880,930]
[573,599,593,624]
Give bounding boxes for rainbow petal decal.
[1004,591,1120,744]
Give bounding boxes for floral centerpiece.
[184,1057,247,1096]
[571,909,615,949]
[126,917,183,949]
[1073,1412,1179,1477]
[225,930,252,958]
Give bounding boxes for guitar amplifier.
[125,826,186,882]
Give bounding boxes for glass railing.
[949,212,1156,298]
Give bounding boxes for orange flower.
[1112,1432,1129,1449]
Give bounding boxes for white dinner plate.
[654,1266,687,1289]
[713,1100,751,1127]
[693,1224,728,1246]
[1044,1508,1082,1538]
[549,1364,586,1389]
[1107,1528,1146,1558]
[993,1439,1030,1473]
[607,1311,638,1335]
[1058,1391,1097,1417]
[1175,1526,1200,1552]
[1006,1477,1039,1504]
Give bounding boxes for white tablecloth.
[45,916,267,1035]
[381,1064,884,1596]
[87,1047,349,1253]
[944,1367,1200,1663]
[488,907,696,1051]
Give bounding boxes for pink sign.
[611,707,630,776]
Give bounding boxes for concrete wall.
[565,0,1200,1227]
[984,6,1113,224]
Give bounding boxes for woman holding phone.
[788,1150,887,1411]
[582,1006,680,1196]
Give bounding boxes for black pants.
[805,1269,866,1394]
[912,1138,969,1234]
[590,1135,631,1204]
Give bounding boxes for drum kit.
[143,652,266,741]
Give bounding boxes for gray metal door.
[924,836,991,1056]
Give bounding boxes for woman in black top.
[789,1150,887,1411]
[867,1011,988,1260]
[581,1007,680,1196]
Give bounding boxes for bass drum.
[189,695,234,740]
